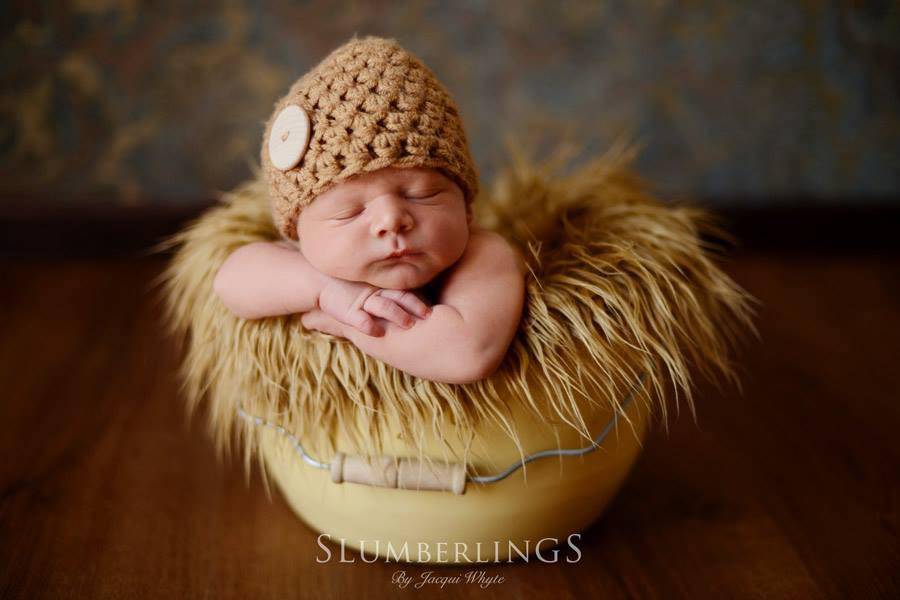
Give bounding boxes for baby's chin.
[363,263,439,290]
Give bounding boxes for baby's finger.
[301,310,343,337]
[363,294,415,328]
[346,308,384,337]
[376,289,432,319]
[300,311,319,330]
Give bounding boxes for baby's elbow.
[212,263,230,300]
[213,263,237,306]
[450,358,501,386]
[459,320,520,384]
[213,263,258,320]
[441,327,515,385]
[447,341,506,385]
[440,364,489,386]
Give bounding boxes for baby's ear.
[465,203,474,224]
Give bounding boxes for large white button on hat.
[268,104,310,171]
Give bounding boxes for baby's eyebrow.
[326,201,361,215]
[401,175,444,188]
[326,193,361,208]
[308,197,354,217]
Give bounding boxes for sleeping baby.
[213,36,525,385]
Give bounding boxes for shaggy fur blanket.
[156,141,754,477]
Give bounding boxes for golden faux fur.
[153,139,755,485]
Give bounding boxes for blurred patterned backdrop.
[2,0,898,209]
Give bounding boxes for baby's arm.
[214,241,430,334]
[304,230,526,384]
[213,240,329,320]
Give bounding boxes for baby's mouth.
[383,249,420,260]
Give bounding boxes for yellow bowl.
[256,387,648,564]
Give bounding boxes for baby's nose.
[370,198,413,237]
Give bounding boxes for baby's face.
[296,167,472,290]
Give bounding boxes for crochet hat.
[262,35,480,241]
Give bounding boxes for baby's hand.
[317,277,431,337]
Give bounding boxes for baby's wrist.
[313,271,349,310]
[313,272,333,309]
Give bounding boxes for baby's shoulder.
[455,227,526,276]
[421,229,524,304]
[465,226,511,253]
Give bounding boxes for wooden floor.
[1,255,898,599]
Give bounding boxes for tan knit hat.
[261,35,480,241]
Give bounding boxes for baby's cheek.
[430,234,467,269]
[306,235,362,279]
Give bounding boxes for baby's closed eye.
[333,210,362,221]
[405,190,440,200]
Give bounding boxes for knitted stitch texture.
[262,35,480,241]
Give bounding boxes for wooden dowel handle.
[330,452,466,495]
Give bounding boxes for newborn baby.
[213,36,525,385]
